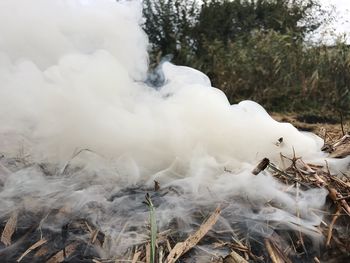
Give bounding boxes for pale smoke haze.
[0,0,335,256]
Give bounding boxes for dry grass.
[1,117,350,262]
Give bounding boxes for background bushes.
[143,0,350,117]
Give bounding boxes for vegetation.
[144,193,157,263]
[143,0,350,118]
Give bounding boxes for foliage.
[144,193,157,263]
[143,0,350,116]
[196,0,326,44]
[194,32,350,115]
[142,0,199,66]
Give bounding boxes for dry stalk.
[145,243,151,263]
[1,211,18,246]
[17,238,47,262]
[166,206,221,263]
[326,207,341,247]
[264,239,292,263]
[327,187,350,216]
[223,250,248,263]
[131,250,141,263]
[46,242,78,263]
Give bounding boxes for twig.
[166,206,221,263]
[264,239,280,263]
[1,211,18,246]
[326,208,341,247]
[336,195,350,201]
[60,148,97,175]
[327,187,350,216]
[131,251,141,263]
[252,158,270,175]
[145,243,151,263]
[339,110,345,136]
[46,242,78,263]
[223,250,248,263]
[332,134,350,148]
[265,239,292,263]
[17,238,47,262]
[267,163,310,188]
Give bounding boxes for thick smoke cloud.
[0,0,330,256]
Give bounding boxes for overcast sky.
[316,0,350,43]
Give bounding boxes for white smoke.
[0,0,330,258]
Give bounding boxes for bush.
[193,32,350,115]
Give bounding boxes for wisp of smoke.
[0,0,334,259]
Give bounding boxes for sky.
[317,0,350,43]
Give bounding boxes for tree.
[142,0,347,116]
[142,0,199,66]
[195,0,328,45]
[143,0,329,65]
